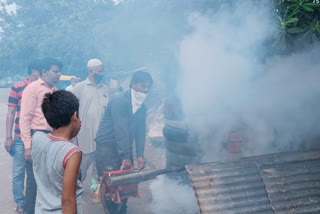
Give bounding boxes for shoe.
[15,205,24,214]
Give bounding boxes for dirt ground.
[0,88,166,214]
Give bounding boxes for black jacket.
[95,90,146,160]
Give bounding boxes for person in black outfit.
[95,71,153,214]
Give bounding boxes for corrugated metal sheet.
[186,150,320,214]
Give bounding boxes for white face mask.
[131,89,147,114]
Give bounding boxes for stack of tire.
[163,123,197,169]
[163,96,198,169]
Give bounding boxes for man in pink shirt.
[20,57,63,214]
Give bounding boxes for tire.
[165,140,197,156]
[166,150,194,168]
[163,125,188,142]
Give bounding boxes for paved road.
[0,88,166,214]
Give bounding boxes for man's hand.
[4,137,14,154]
[121,159,132,170]
[24,148,32,161]
[137,157,146,170]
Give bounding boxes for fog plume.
[177,1,320,162]
[150,175,198,214]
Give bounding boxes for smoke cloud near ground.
[149,175,198,214]
[177,1,320,162]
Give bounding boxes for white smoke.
[177,1,320,162]
[150,1,319,213]
[150,175,198,214]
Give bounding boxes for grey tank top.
[32,132,83,214]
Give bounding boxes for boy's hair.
[27,59,42,75]
[42,90,79,129]
[39,57,63,75]
[129,71,153,88]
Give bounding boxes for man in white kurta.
[71,59,109,181]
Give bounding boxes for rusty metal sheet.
[260,159,320,213]
[186,150,320,214]
[186,162,272,213]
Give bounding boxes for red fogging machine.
[100,166,185,213]
[101,167,140,205]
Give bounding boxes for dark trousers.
[96,143,130,214]
[96,143,122,177]
[24,161,37,214]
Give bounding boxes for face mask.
[93,73,104,83]
[131,89,147,114]
[43,75,56,87]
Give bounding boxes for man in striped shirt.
[4,60,41,214]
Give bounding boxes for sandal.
[15,205,24,214]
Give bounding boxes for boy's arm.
[62,151,82,214]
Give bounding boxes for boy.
[31,90,83,214]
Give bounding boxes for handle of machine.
[120,165,134,173]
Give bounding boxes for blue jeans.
[12,137,26,207]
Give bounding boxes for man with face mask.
[4,60,41,214]
[95,71,153,214]
[20,57,63,214]
[71,58,109,182]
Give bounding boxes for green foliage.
[273,0,320,52]
[0,0,188,80]
[0,1,112,79]
[0,0,319,79]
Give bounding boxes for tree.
[0,0,189,80]
[273,0,320,52]
[0,0,318,81]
